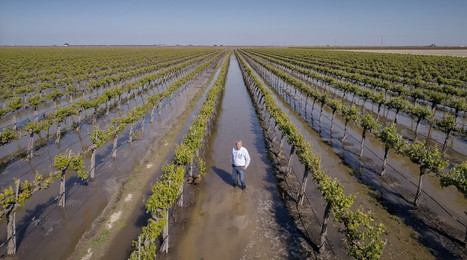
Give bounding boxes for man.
[230,140,251,190]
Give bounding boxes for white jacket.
[230,146,251,167]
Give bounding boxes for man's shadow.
[211,166,232,185]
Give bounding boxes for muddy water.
[165,55,308,259]
[0,54,208,180]
[0,62,221,259]
[99,59,225,260]
[264,80,435,259]
[242,56,432,258]
[0,53,206,131]
[255,52,467,163]
[0,53,212,164]
[0,70,188,187]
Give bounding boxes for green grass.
[91,230,110,247]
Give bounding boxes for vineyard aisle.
[167,55,309,259]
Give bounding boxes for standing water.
[165,55,309,259]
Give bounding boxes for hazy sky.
[1,0,466,46]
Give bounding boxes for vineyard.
[0,47,466,259]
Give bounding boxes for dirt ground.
[343,49,467,57]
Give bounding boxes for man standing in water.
[230,140,251,190]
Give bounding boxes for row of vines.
[239,48,467,257]
[0,51,215,154]
[129,53,230,259]
[0,48,225,256]
[236,50,386,259]
[241,49,466,197]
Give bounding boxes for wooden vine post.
[297,167,310,205]
[90,144,97,180]
[160,211,169,253]
[297,150,320,205]
[89,126,107,181]
[59,169,66,207]
[53,151,73,207]
[160,179,170,254]
[285,146,295,177]
[319,202,332,252]
[6,180,20,255]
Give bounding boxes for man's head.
[235,140,242,150]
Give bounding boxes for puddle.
[164,54,308,260]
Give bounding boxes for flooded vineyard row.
[1,47,466,259]
[0,48,227,258]
[240,49,467,259]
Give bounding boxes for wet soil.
[163,55,311,259]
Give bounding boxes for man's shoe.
[242,184,246,190]
[233,183,237,188]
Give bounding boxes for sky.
[1,0,466,46]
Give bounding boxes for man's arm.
[244,148,251,169]
[230,149,234,167]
